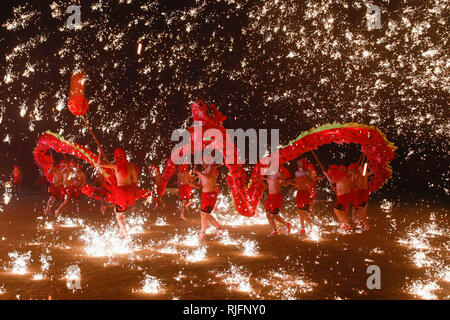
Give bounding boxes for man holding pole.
[97,148,139,238]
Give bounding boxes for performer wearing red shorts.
[257,164,292,237]
[98,148,139,238]
[55,161,86,217]
[12,166,22,195]
[325,164,352,233]
[177,164,193,220]
[49,183,63,199]
[44,162,65,216]
[265,193,283,215]
[286,159,314,234]
[192,163,224,240]
[149,165,167,210]
[358,189,370,208]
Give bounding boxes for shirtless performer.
[37,168,48,194]
[98,148,139,238]
[348,162,373,231]
[192,163,224,240]
[325,165,352,233]
[149,166,167,210]
[55,162,86,217]
[286,159,314,234]
[258,166,292,237]
[307,162,321,215]
[177,164,193,220]
[44,162,65,216]
[12,166,23,195]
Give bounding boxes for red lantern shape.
[67,71,89,116]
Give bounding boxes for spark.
[408,280,440,300]
[8,251,32,274]
[141,275,163,294]
[241,239,259,256]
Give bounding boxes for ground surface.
[0,193,448,300]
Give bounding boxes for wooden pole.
[311,150,326,175]
[357,153,364,165]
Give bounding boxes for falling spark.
[8,251,32,274]
[241,240,259,256]
[408,280,440,299]
[184,247,207,262]
[141,275,162,294]
[218,265,253,293]
[32,273,45,280]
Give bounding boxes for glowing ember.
[241,239,259,256]
[408,280,440,300]
[141,275,163,294]
[8,251,32,274]
[79,225,137,257]
[307,225,322,242]
[32,273,45,281]
[155,217,168,226]
[217,265,253,293]
[183,247,207,263]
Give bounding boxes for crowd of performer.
[11,147,373,240]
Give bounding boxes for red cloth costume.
[50,184,63,198]
[200,191,218,213]
[334,192,352,211]
[296,190,311,210]
[106,148,140,212]
[265,193,283,215]
[13,166,21,184]
[178,184,193,201]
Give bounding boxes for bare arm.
[98,163,116,169]
[190,178,202,189]
[81,173,87,186]
[131,166,139,184]
[254,175,268,189]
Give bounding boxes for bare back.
[336,176,351,195]
[50,168,64,186]
[267,172,283,194]
[116,163,138,186]
[198,166,217,193]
